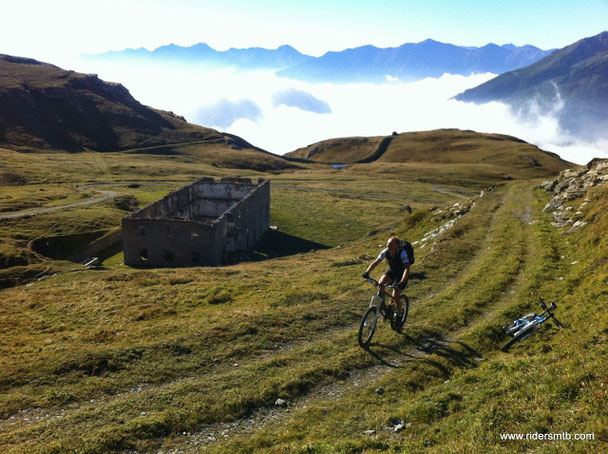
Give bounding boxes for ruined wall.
[122,217,225,266]
[122,178,269,267]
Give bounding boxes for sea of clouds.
[72,59,607,164]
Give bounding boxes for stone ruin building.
[122,177,270,267]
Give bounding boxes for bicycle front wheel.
[358,306,379,348]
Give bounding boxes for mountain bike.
[358,277,409,348]
[500,298,564,352]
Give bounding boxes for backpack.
[399,240,415,265]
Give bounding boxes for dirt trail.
[0,180,182,221]
[0,188,117,220]
[0,182,540,453]
[158,184,540,453]
[0,180,477,221]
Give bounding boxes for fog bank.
[72,59,607,164]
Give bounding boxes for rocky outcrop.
[540,158,608,231]
[414,199,475,248]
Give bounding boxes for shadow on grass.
[409,271,427,281]
[363,333,482,377]
[363,341,450,378]
[97,241,124,264]
[228,229,330,263]
[405,334,483,369]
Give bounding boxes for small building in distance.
[122,177,270,267]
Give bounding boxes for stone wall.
[122,178,269,267]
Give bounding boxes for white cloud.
[194,99,262,128]
[69,58,608,164]
[272,89,331,114]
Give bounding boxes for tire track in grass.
[454,183,542,331]
[0,185,535,453]
[159,184,541,452]
[409,186,527,332]
[192,187,539,453]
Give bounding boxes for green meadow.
[1,131,606,453]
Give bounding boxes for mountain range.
[86,40,554,83]
[88,43,312,70]
[4,31,606,156]
[456,31,608,139]
[277,40,554,82]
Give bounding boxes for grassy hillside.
[0,54,296,174]
[0,55,208,152]
[286,129,571,177]
[287,136,384,163]
[0,128,571,289]
[2,128,606,453]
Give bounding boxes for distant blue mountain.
[86,40,554,82]
[456,31,608,140]
[87,43,313,70]
[277,39,555,82]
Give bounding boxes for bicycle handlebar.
[539,298,564,327]
[364,277,397,288]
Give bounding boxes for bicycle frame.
[501,298,564,351]
[358,277,407,348]
[507,313,549,339]
[508,300,561,335]
[366,278,397,317]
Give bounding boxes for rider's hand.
[362,272,370,279]
[396,281,406,290]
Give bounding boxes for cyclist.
[362,236,410,330]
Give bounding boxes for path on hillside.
[0,179,478,221]
[273,184,478,202]
[0,180,183,220]
[0,188,118,220]
[159,182,544,452]
[0,182,547,453]
[354,135,395,163]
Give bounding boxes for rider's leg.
[392,286,402,314]
[379,273,395,309]
[378,273,392,286]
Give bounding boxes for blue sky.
[3,0,608,63]
[4,0,607,163]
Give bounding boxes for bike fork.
[369,295,382,308]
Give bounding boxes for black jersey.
[377,247,409,274]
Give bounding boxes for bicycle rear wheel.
[358,306,379,348]
[500,325,535,352]
[390,294,409,331]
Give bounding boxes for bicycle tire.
[400,294,409,325]
[500,325,535,352]
[390,294,410,330]
[358,306,379,348]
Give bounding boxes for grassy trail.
[154,183,549,452]
[195,181,598,454]
[2,180,605,453]
[0,184,518,452]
